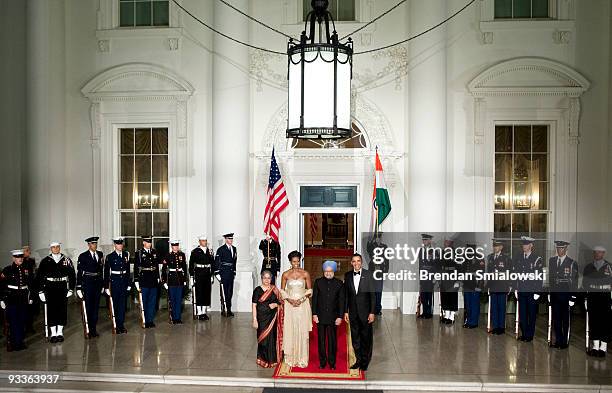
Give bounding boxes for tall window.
[494,124,549,254]
[119,0,169,27]
[303,0,356,22]
[120,127,170,255]
[494,0,549,19]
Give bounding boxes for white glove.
[66,290,73,298]
[453,282,460,289]
[76,290,83,299]
[127,286,131,292]
[547,294,550,302]
[475,287,482,292]
[0,301,5,309]
[101,287,105,294]
[135,282,141,292]
[211,276,214,284]
[28,299,33,305]
[190,277,194,287]
[215,274,221,282]
[39,292,46,302]
[569,300,575,307]
[105,288,111,296]
[163,283,168,290]
[584,299,588,311]
[533,294,540,300]
[514,290,518,299]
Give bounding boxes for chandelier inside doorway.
[291,121,367,149]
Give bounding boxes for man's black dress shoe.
[350,362,360,369]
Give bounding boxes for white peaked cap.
[49,242,61,248]
[593,246,607,252]
[197,235,207,241]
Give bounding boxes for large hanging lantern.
[287,0,353,139]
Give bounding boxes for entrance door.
[302,212,356,280]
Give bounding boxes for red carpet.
[273,321,365,380]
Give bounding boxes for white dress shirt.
[353,269,362,293]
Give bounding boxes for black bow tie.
[354,271,361,276]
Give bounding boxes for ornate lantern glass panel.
[287,0,353,139]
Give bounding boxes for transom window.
[303,0,356,22]
[119,127,170,254]
[494,0,549,19]
[119,0,169,27]
[493,124,549,255]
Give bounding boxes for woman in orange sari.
[252,270,283,368]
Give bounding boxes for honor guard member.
[440,237,460,324]
[259,234,281,285]
[214,233,237,317]
[366,236,390,316]
[1,250,34,351]
[36,242,76,343]
[76,237,104,338]
[104,237,131,334]
[134,236,160,328]
[21,246,38,333]
[486,239,512,335]
[162,240,187,324]
[417,234,436,319]
[583,246,611,357]
[513,236,544,342]
[189,235,214,320]
[548,240,579,349]
[462,244,485,328]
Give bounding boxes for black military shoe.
[57,335,64,342]
[227,311,235,317]
[150,322,156,328]
[202,314,210,321]
[176,320,183,324]
[597,350,606,357]
[221,311,227,317]
[49,336,58,343]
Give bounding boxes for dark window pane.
[494,213,512,235]
[337,0,355,21]
[513,154,530,181]
[153,212,169,236]
[495,154,512,182]
[137,212,153,236]
[123,237,136,255]
[121,128,134,154]
[121,212,135,236]
[134,156,151,182]
[135,1,152,26]
[513,0,531,17]
[151,183,169,209]
[532,0,549,18]
[120,2,135,27]
[154,238,169,257]
[153,1,169,26]
[531,213,548,233]
[494,0,512,18]
[532,125,547,152]
[532,154,547,181]
[135,183,152,209]
[512,213,529,233]
[533,182,548,210]
[135,128,151,154]
[152,128,168,154]
[152,156,168,182]
[495,126,512,152]
[513,125,531,152]
[121,156,134,182]
[495,182,512,210]
[120,183,135,209]
[513,182,532,210]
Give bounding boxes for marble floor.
[0,303,610,391]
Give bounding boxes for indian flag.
[371,149,392,232]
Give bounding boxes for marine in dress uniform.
[583,246,611,357]
[189,235,214,320]
[512,236,544,342]
[162,240,187,324]
[21,246,38,333]
[0,250,34,351]
[440,238,460,324]
[36,242,76,343]
[76,237,104,338]
[259,234,281,285]
[134,236,160,328]
[104,238,131,334]
[548,240,579,349]
[214,233,237,317]
[417,234,436,319]
[462,244,485,328]
[312,260,345,369]
[486,239,512,335]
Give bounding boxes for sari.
[253,285,284,368]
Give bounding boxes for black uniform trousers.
[83,277,103,334]
[551,292,571,346]
[46,287,69,326]
[317,323,338,366]
[6,303,28,348]
[220,271,234,312]
[587,292,611,342]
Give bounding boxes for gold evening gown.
[281,278,313,368]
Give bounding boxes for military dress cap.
[554,240,570,247]
[223,233,234,239]
[85,236,99,243]
[11,249,25,257]
[169,239,180,246]
[322,260,337,272]
[593,245,607,252]
[492,239,504,246]
[520,236,535,245]
[112,237,124,245]
[421,233,433,240]
[197,235,207,241]
[49,241,61,248]
[142,236,153,243]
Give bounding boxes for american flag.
[309,214,318,245]
[263,148,289,241]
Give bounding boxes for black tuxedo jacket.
[344,269,376,322]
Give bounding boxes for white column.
[211,0,252,310]
[26,0,67,254]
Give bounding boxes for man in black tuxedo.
[312,260,345,370]
[343,253,376,371]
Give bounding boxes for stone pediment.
[468,57,589,97]
[81,63,194,101]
